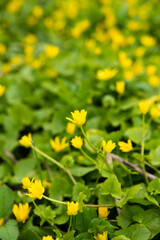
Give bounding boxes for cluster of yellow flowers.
[102,139,133,153]
[22,177,44,199]
[139,99,160,118]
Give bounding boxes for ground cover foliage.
[0,0,160,239]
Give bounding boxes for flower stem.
[141,114,149,185]
[80,126,113,172]
[43,195,67,205]
[31,145,76,185]
[80,149,97,165]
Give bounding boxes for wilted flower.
[13,203,31,223]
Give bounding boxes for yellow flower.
[94,47,102,55]
[66,109,87,126]
[102,140,116,153]
[116,81,125,94]
[45,45,59,59]
[13,203,31,223]
[0,85,6,97]
[71,136,83,149]
[24,45,34,55]
[22,177,34,189]
[139,100,149,114]
[71,20,90,38]
[119,52,132,69]
[66,122,76,134]
[0,218,4,227]
[98,207,109,219]
[96,68,118,81]
[43,180,51,188]
[42,236,54,240]
[50,137,68,152]
[150,106,160,118]
[0,44,6,55]
[67,201,79,215]
[94,231,108,240]
[118,140,133,152]
[24,34,37,45]
[123,70,135,81]
[27,179,44,199]
[134,46,145,58]
[146,65,157,76]
[26,16,38,26]
[10,56,21,65]
[2,63,12,74]
[32,5,43,18]
[6,0,23,13]
[140,35,157,47]
[19,133,32,148]
[149,75,159,87]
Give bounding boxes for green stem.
[80,126,113,172]
[32,145,43,181]
[31,145,76,185]
[80,149,97,165]
[67,216,72,233]
[43,195,67,205]
[141,114,149,185]
[144,161,160,175]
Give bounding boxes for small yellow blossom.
[119,52,132,69]
[26,16,38,26]
[139,100,150,114]
[10,56,21,65]
[98,207,109,219]
[66,109,87,126]
[150,106,160,118]
[149,75,159,87]
[96,68,118,81]
[6,0,23,13]
[123,70,135,81]
[27,179,44,199]
[44,17,54,29]
[19,133,32,148]
[2,63,12,74]
[0,85,6,97]
[94,47,102,55]
[116,81,125,94]
[66,122,76,134]
[43,180,51,188]
[24,34,37,45]
[118,140,133,152]
[50,137,68,152]
[32,5,43,18]
[13,203,31,223]
[146,65,157,76]
[24,45,34,55]
[140,35,157,47]
[67,201,79,215]
[102,140,116,153]
[0,218,4,227]
[71,136,83,149]
[94,231,108,240]
[22,177,34,189]
[42,236,54,240]
[134,46,145,58]
[0,44,6,55]
[71,20,90,38]
[45,45,59,59]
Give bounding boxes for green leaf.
[75,232,91,240]
[100,175,122,199]
[111,236,131,240]
[8,104,33,125]
[73,183,91,202]
[0,185,14,218]
[19,229,41,240]
[64,230,75,240]
[0,220,19,240]
[78,192,86,212]
[117,185,142,208]
[149,146,160,166]
[34,205,56,226]
[144,192,159,206]
[115,224,150,240]
[70,165,96,177]
[49,176,72,201]
[148,178,160,195]
[75,208,97,232]
[125,127,150,144]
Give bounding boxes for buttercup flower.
[71,136,83,149]
[150,106,160,118]
[149,75,159,87]
[32,5,43,18]
[66,122,76,134]
[13,203,31,223]
[0,218,4,227]
[116,81,125,94]
[140,35,157,47]
[67,201,79,215]
[0,44,6,55]
[19,133,32,148]
[50,137,68,152]
[118,139,133,152]
[98,207,109,219]
[0,84,6,97]
[146,65,157,76]
[45,45,59,58]
[139,100,149,114]
[102,140,116,153]
[66,109,87,126]
[94,231,108,240]
[26,179,44,199]
[96,68,118,81]
[42,236,54,240]
[22,177,34,189]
